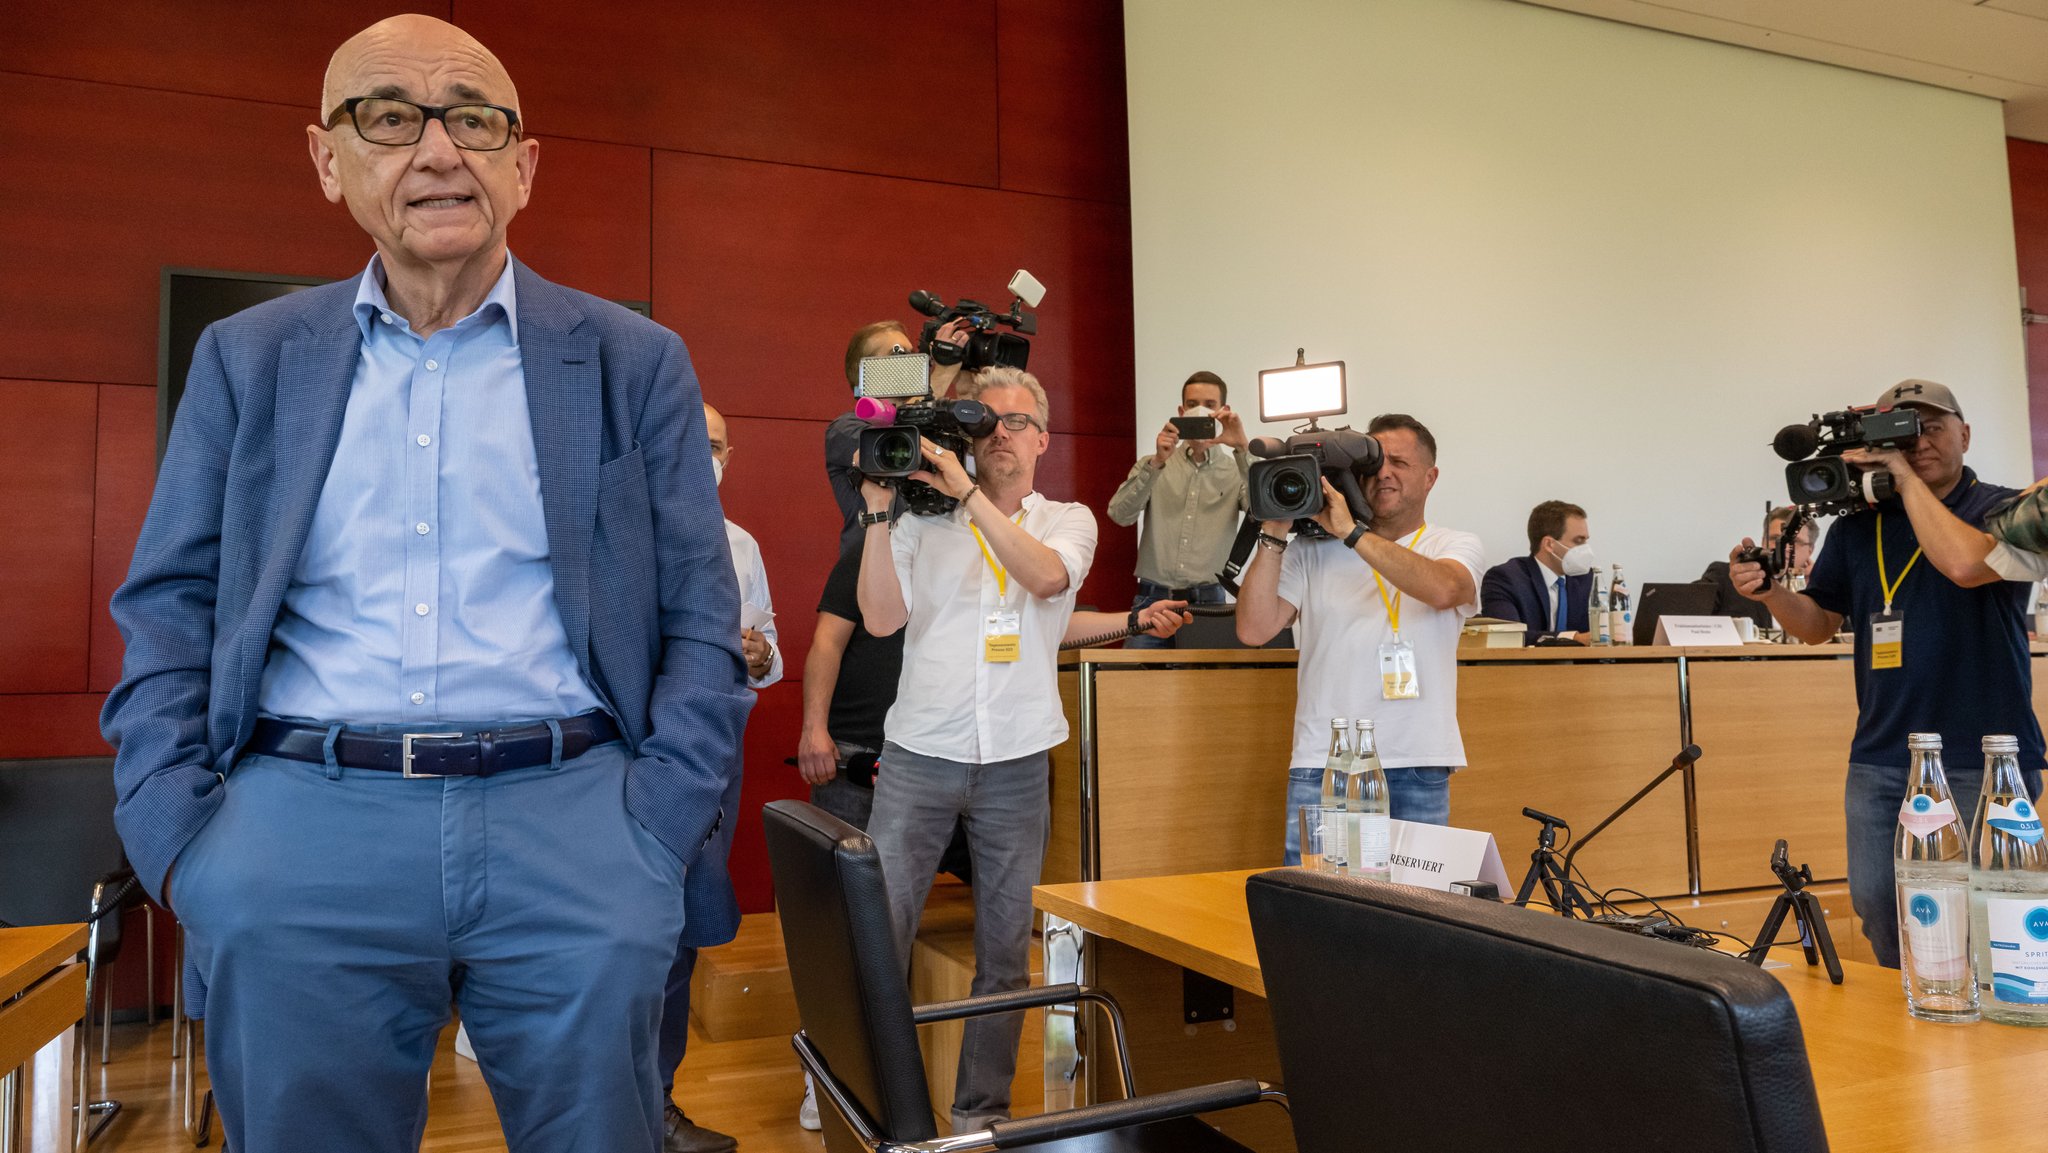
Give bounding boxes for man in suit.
[99,15,751,1153]
[1480,500,1596,643]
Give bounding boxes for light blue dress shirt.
[258,256,604,724]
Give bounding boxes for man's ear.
[308,125,345,204]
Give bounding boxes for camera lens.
[1271,472,1310,509]
[1796,463,1837,498]
[875,432,918,473]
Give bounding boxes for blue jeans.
[1844,760,2038,970]
[1126,580,1230,649]
[173,740,684,1153]
[1281,765,1453,864]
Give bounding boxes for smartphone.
[1169,415,1218,440]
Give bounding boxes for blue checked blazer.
[102,257,755,946]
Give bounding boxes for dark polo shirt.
[1803,466,2044,771]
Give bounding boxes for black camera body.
[856,397,998,516]
[1770,406,1921,516]
[910,288,1036,372]
[1246,427,1382,537]
[1169,414,1218,440]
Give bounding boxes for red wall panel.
[2010,138,2048,476]
[0,2,444,108]
[996,0,1131,204]
[461,0,1000,187]
[0,74,654,388]
[0,695,109,758]
[0,381,97,693]
[650,151,1135,435]
[90,386,157,691]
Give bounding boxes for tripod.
[1512,808,1596,918]
[1741,839,1843,984]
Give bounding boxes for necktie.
[1554,576,1568,631]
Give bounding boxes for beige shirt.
[1107,445,1249,587]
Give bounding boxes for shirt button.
[410,691,425,705]
[424,359,440,371]
[416,434,432,447]
[415,522,430,535]
[415,603,430,616]
[381,313,395,325]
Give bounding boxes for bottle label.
[1898,885,1969,981]
[1984,897,2048,1004]
[1897,794,1958,838]
[1356,813,1391,871]
[1986,798,2044,845]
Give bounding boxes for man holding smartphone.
[1107,371,1249,647]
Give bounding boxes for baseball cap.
[1874,379,1962,418]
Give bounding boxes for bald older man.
[101,15,750,1153]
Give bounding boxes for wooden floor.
[88,1013,820,1153]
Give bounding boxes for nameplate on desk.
[1651,615,1745,646]
[1389,819,1514,894]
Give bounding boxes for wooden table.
[0,924,87,1153]
[1035,871,2048,1153]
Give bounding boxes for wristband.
[1343,523,1369,550]
[858,509,891,527]
[1128,607,1146,635]
[1257,532,1289,553]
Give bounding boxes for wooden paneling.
[1047,670,1084,886]
[649,151,1136,435]
[1455,660,1692,897]
[1689,656,1857,891]
[0,694,109,758]
[90,384,157,691]
[996,0,1131,203]
[0,3,441,106]
[0,380,97,692]
[0,960,85,1073]
[1094,667,1296,881]
[467,0,1000,186]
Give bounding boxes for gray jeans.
[868,741,1050,1131]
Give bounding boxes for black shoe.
[664,1101,739,1153]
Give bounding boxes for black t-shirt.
[818,536,903,749]
[1803,467,2044,770]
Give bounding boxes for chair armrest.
[911,982,1088,1025]
[984,1079,1280,1148]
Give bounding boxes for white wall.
[1124,0,2030,585]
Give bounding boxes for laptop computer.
[1634,582,1721,646]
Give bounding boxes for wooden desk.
[1035,871,2048,1153]
[1,923,87,1153]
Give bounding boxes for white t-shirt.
[885,493,1098,763]
[1275,525,1486,769]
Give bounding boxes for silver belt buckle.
[402,732,462,778]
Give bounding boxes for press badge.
[1379,636,1420,699]
[984,607,1022,663]
[1869,610,1904,671]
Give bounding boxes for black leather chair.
[1246,869,1829,1153]
[761,799,1285,1153]
[0,756,145,1148]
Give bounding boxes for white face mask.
[1555,542,1596,576]
[1183,405,1216,419]
[711,456,724,487]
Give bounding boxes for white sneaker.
[799,1074,821,1131]
[453,1022,477,1063]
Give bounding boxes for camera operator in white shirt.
[1236,414,1485,862]
[854,366,1186,1133]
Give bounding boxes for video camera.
[1767,405,1922,516]
[853,357,998,517]
[1243,352,1379,537]
[909,270,1045,372]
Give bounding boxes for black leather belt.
[246,714,621,778]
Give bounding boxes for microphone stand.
[1540,744,1703,914]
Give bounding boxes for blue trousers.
[1844,760,2040,970]
[1281,765,1453,865]
[173,739,686,1153]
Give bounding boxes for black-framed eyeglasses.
[326,96,522,151]
[993,412,1045,433]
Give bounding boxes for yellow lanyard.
[1874,513,1923,614]
[970,511,1028,602]
[1371,523,1429,638]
